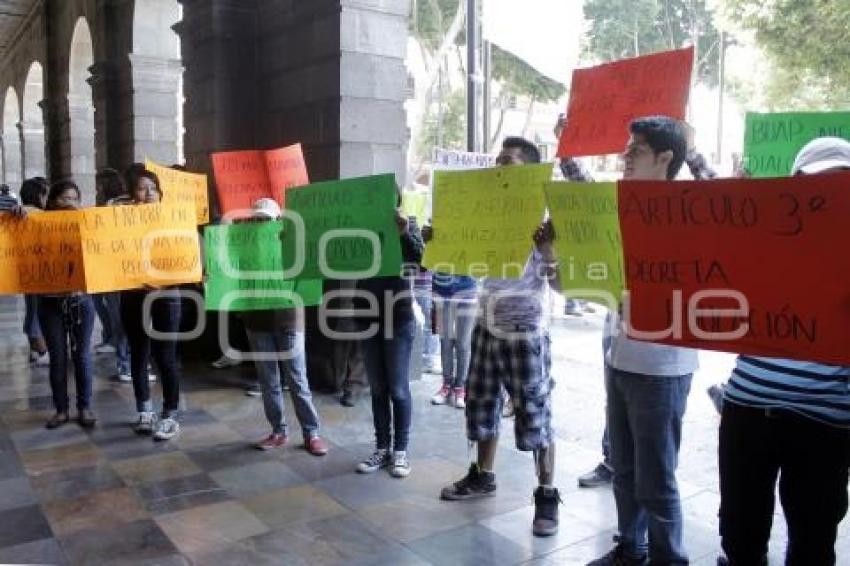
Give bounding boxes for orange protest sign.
[0,210,86,294]
[145,159,210,225]
[80,201,202,293]
[557,47,694,157]
[211,143,308,216]
[619,174,850,365]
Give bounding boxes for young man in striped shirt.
[718,137,850,566]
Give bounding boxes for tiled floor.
[0,296,847,565]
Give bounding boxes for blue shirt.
[725,355,850,429]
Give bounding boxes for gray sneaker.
[578,462,613,488]
[134,411,157,435]
[356,449,391,474]
[153,416,180,441]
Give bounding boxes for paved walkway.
[0,296,846,565]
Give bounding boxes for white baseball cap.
[251,197,281,219]
[792,137,850,175]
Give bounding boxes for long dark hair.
[20,177,49,208]
[46,179,82,210]
[96,167,128,204]
[124,163,162,201]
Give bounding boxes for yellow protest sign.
[145,159,210,225]
[80,201,202,293]
[545,182,624,307]
[423,164,551,278]
[401,190,429,225]
[0,210,87,294]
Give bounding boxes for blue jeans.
[37,295,95,413]
[23,294,41,340]
[93,293,113,344]
[103,292,130,374]
[245,329,320,439]
[606,365,692,564]
[361,317,415,452]
[436,298,475,388]
[415,290,439,361]
[120,291,182,415]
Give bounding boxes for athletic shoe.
[578,462,614,488]
[340,390,355,407]
[356,449,391,474]
[306,436,329,456]
[34,352,50,367]
[78,409,97,429]
[440,463,497,500]
[45,412,70,429]
[134,412,157,435]
[453,387,466,409]
[255,433,286,451]
[211,355,240,369]
[118,372,132,383]
[532,486,562,537]
[244,384,262,397]
[153,417,180,441]
[389,451,411,478]
[431,385,451,405]
[587,545,648,566]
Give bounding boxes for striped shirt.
[725,355,850,429]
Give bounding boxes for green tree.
[722,0,850,108]
[583,0,721,85]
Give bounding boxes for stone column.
[22,116,47,179]
[129,53,183,165]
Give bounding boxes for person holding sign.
[239,198,329,457]
[354,192,424,479]
[18,177,50,366]
[716,138,850,566]
[37,180,98,430]
[439,137,563,538]
[589,117,698,566]
[119,167,184,442]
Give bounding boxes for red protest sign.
[558,47,694,158]
[211,143,308,216]
[618,174,850,365]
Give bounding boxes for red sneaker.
[254,433,286,451]
[306,436,329,456]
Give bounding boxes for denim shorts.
[465,324,554,451]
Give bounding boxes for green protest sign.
[743,111,850,177]
[544,181,624,306]
[204,221,323,311]
[280,174,403,279]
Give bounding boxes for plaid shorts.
[465,323,554,451]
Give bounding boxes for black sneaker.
[532,486,561,537]
[440,463,497,500]
[340,390,355,407]
[586,545,648,566]
[578,462,614,488]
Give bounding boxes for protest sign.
[423,164,550,278]
[557,47,694,157]
[743,112,850,177]
[281,174,403,280]
[401,190,429,225]
[545,182,624,305]
[0,210,86,294]
[204,221,322,311]
[433,148,497,170]
[145,159,210,225]
[80,201,202,293]
[211,143,308,216]
[618,174,850,365]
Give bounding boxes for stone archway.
[22,62,46,179]
[2,87,22,187]
[68,17,96,203]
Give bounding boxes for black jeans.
[120,290,182,416]
[719,401,850,566]
[37,295,95,413]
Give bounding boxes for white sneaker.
[431,385,451,405]
[153,416,180,441]
[95,343,116,354]
[356,449,391,474]
[34,352,50,367]
[390,451,411,478]
[147,370,157,382]
[134,412,157,435]
[118,372,132,383]
[211,355,240,369]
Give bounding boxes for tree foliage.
[722,0,850,108]
[583,0,721,85]
[492,44,566,104]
